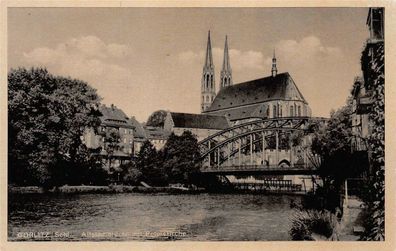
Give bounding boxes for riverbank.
[8,185,204,195]
[8,185,309,196]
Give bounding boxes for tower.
[201,31,216,112]
[271,49,278,77]
[220,35,233,90]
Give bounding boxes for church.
[200,31,312,124]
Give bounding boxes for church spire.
[204,30,213,67]
[220,35,233,90]
[271,49,277,77]
[201,30,216,113]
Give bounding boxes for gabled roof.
[169,112,230,130]
[99,104,134,129]
[204,104,268,121]
[129,116,147,139]
[205,72,307,113]
[144,126,170,140]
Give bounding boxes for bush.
[289,209,339,241]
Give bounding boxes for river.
[8,193,301,241]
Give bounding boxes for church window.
[290,106,294,116]
[211,96,214,102]
[206,96,209,102]
[298,106,301,116]
[266,107,270,117]
[280,106,283,117]
[273,105,277,118]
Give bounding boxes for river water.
[8,193,301,241]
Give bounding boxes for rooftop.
[205,72,307,113]
[169,112,230,130]
[99,104,134,129]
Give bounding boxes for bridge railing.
[201,163,312,172]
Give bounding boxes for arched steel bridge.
[198,116,327,175]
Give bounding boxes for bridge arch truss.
[198,116,327,173]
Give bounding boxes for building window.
[298,106,301,116]
[290,106,294,116]
[206,96,209,102]
[273,105,277,118]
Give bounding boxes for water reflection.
[8,193,301,241]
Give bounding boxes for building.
[351,7,384,173]
[129,116,147,155]
[163,111,230,141]
[200,31,311,124]
[83,104,135,170]
[144,126,170,150]
[201,31,216,112]
[351,76,371,151]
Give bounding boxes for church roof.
[169,112,230,130]
[205,72,307,113]
[99,104,134,129]
[204,104,269,121]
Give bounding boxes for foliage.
[360,42,385,241]
[310,100,366,188]
[311,100,353,157]
[162,131,201,184]
[146,110,168,128]
[119,161,142,185]
[289,209,339,241]
[135,140,167,186]
[8,67,102,187]
[102,127,121,171]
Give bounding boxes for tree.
[310,100,366,182]
[308,100,366,211]
[162,131,201,184]
[8,67,102,186]
[119,161,142,185]
[146,110,168,128]
[102,127,121,171]
[135,140,167,186]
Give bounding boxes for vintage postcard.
[1,1,395,251]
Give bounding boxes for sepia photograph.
[2,2,392,248]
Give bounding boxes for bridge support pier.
[262,132,266,165]
[250,134,253,165]
[276,131,279,166]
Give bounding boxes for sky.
[8,7,370,122]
